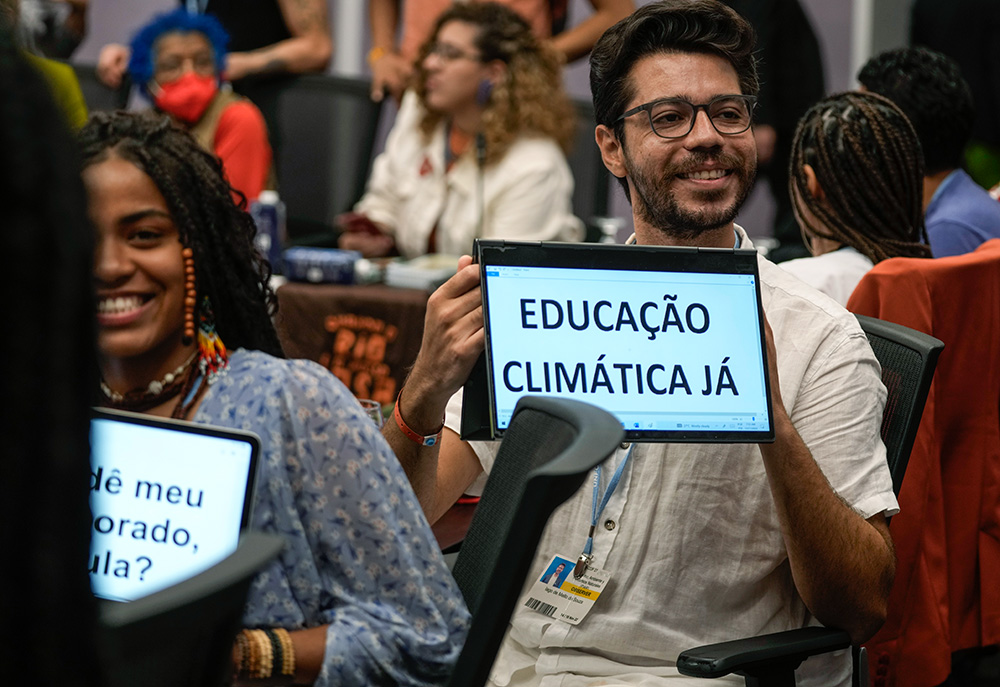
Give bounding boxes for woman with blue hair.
[128,9,272,203]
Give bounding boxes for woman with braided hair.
[82,110,468,685]
[340,1,583,259]
[779,90,932,305]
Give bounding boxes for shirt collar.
[626,224,752,249]
[928,169,962,210]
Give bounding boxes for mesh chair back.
[855,314,943,495]
[448,395,623,687]
[69,62,130,112]
[98,532,284,687]
[275,75,383,242]
[568,99,613,239]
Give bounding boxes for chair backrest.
[447,395,624,687]
[567,99,613,240]
[275,74,383,242]
[68,62,130,112]
[97,532,284,687]
[854,314,944,496]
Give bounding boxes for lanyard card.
[521,554,610,625]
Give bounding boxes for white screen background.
[89,419,254,601]
[484,265,769,433]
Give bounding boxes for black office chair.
[568,99,615,242]
[274,74,384,244]
[98,532,284,687]
[446,395,624,687]
[676,316,944,687]
[67,62,131,112]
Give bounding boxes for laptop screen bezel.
[89,408,261,602]
[461,239,775,443]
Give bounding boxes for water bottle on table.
[250,190,287,274]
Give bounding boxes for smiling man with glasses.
[385,2,898,685]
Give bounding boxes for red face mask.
[152,72,218,124]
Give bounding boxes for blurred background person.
[341,2,583,259]
[724,0,825,263]
[19,0,87,58]
[779,91,930,305]
[127,8,272,203]
[95,0,331,160]
[911,0,1000,191]
[0,21,101,687]
[859,46,1000,258]
[367,0,633,102]
[0,0,86,128]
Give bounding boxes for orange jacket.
[848,240,1000,687]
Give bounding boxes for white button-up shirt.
[355,91,583,259]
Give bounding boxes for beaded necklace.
[99,352,199,417]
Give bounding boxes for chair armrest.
[677,627,851,679]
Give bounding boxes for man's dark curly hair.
[858,47,974,175]
[589,0,759,200]
[78,110,284,357]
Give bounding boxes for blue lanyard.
[575,443,634,577]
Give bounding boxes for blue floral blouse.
[194,349,469,685]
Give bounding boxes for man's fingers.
[432,262,480,302]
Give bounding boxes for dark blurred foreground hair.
[0,22,102,687]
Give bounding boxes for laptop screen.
[89,409,260,602]
[461,240,774,443]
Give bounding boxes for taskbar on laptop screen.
[496,403,770,439]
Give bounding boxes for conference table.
[274,281,430,409]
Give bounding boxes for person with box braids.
[81,110,468,686]
[779,91,932,305]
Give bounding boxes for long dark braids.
[788,91,931,264]
[78,110,284,357]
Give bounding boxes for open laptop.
[89,409,260,602]
[461,239,774,443]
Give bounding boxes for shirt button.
[604,519,616,531]
[620,441,630,450]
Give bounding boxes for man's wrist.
[393,397,444,447]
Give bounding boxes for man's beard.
[624,148,756,241]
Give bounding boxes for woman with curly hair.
[780,91,932,305]
[82,110,468,685]
[340,1,583,258]
[127,8,272,203]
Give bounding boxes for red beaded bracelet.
[394,397,444,447]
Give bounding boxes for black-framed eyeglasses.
[617,94,757,139]
[427,41,482,62]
